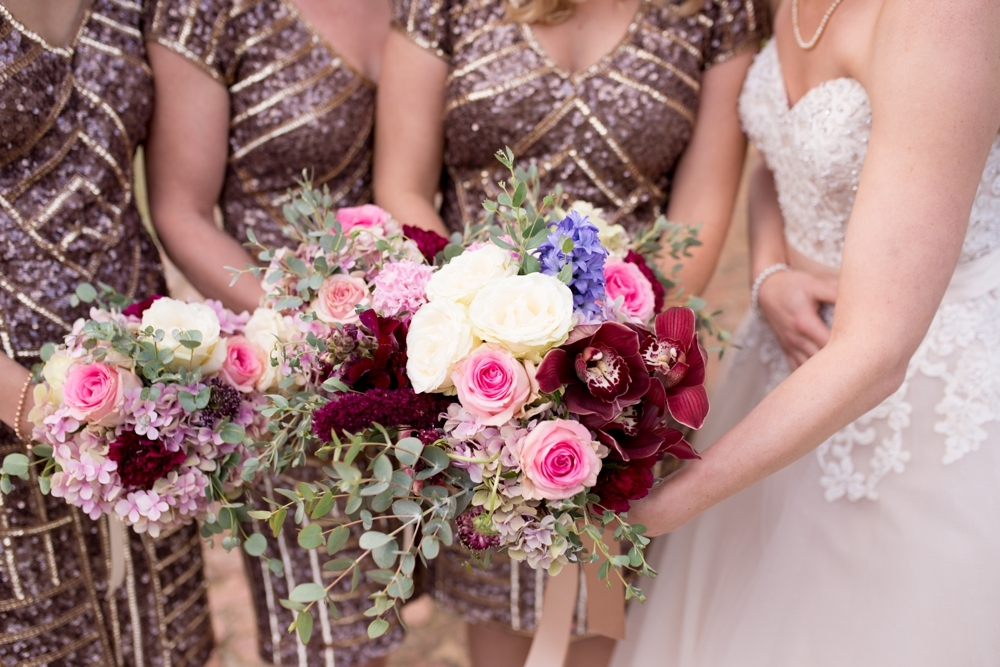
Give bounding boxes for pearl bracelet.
[750,263,790,315]
[14,374,32,444]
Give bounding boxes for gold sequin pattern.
[147,2,401,664]
[391,0,768,633]
[0,2,213,664]
[392,0,767,234]
[148,0,376,251]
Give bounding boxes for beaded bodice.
[0,0,164,365]
[148,0,376,249]
[739,41,1000,269]
[394,0,768,233]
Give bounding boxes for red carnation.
[635,308,709,429]
[122,294,164,318]
[403,225,449,263]
[339,310,409,391]
[624,250,665,314]
[108,430,186,491]
[591,456,657,513]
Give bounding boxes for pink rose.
[314,274,371,325]
[518,419,603,501]
[219,335,263,393]
[452,345,532,426]
[336,205,390,233]
[62,362,139,426]
[605,258,656,322]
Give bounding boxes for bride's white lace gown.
[612,41,1000,667]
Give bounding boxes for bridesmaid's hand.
[758,270,838,369]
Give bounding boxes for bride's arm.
[629,0,1000,535]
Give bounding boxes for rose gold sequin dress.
[146,2,403,665]
[392,0,767,634]
[0,1,214,665]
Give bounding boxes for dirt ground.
[163,164,753,667]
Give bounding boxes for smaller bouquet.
[1,290,264,537]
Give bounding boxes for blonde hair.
[506,0,702,25]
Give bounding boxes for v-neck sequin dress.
[146,2,403,665]
[392,0,767,634]
[0,1,214,665]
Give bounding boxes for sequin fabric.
[0,1,213,665]
[147,0,377,251]
[392,0,767,633]
[394,0,767,234]
[147,2,403,665]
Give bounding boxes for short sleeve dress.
[391,0,767,635]
[395,0,766,234]
[146,3,404,666]
[0,1,213,665]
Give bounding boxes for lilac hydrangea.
[536,211,608,320]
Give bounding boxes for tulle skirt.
[612,309,1000,667]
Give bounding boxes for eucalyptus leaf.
[367,618,390,639]
[393,437,423,467]
[2,454,29,479]
[358,531,392,550]
[326,525,350,555]
[296,610,314,644]
[289,582,327,603]
[243,533,268,557]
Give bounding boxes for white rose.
[425,244,518,305]
[406,300,479,393]
[141,298,226,374]
[244,308,299,392]
[41,349,75,401]
[569,200,628,258]
[468,273,574,361]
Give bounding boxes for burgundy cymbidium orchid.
[536,322,649,422]
[581,381,698,463]
[634,307,709,430]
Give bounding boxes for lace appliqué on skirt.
[735,288,1000,503]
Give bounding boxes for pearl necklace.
[792,0,845,50]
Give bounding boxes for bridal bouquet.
[0,291,263,537]
[236,155,710,642]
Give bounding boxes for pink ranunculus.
[452,344,532,426]
[314,274,371,325]
[605,258,655,322]
[518,419,603,501]
[336,205,391,233]
[219,335,264,393]
[62,362,139,426]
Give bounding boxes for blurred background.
[140,152,754,667]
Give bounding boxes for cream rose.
[468,273,574,361]
[41,349,76,402]
[425,244,518,305]
[406,300,479,393]
[141,298,226,374]
[569,201,628,258]
[243,308,299,392]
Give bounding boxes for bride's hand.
[757,270,838,369]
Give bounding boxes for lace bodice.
[734,41,1000,502]
[739,41,1000,268]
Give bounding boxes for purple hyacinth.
[536,211,608,320]
[456,506,500,552]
